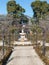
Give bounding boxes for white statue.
[22,29,24,33]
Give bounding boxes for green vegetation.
[7,0,28,25]
[0,47,12,65]
[7,0,25,18]
[0,0,49,65]
[31,0,49,43]
[34,46,49,65]
[31,0,49,23]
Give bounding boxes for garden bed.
[0,47,13,65]
[34,46,49,65]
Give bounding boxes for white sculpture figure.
[18,25,27,42]
[22,28,24,33]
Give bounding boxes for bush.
[0,47,12,65]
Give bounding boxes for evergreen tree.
[31,1,49,20]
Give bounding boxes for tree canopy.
[7,0,25,18]
[7,0,29,25]
[31,1,49,19]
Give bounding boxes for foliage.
[31,18,35,24]
[31,1,49,19]
[7,0,16,14]
[20,14,29,23]
[7,0,25,18]
[31,24,42,33]
[0,47,12,65]
[7,0,29,25]
[35,46,49,65]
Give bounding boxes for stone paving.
[6,42,45,65]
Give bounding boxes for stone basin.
[20,33,26,35]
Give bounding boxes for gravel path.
[6,43,45,65]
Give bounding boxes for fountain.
[13,20,32,45]
[14,23,32,45]
[18,25,27,42]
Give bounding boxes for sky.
[0,0,49,17]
